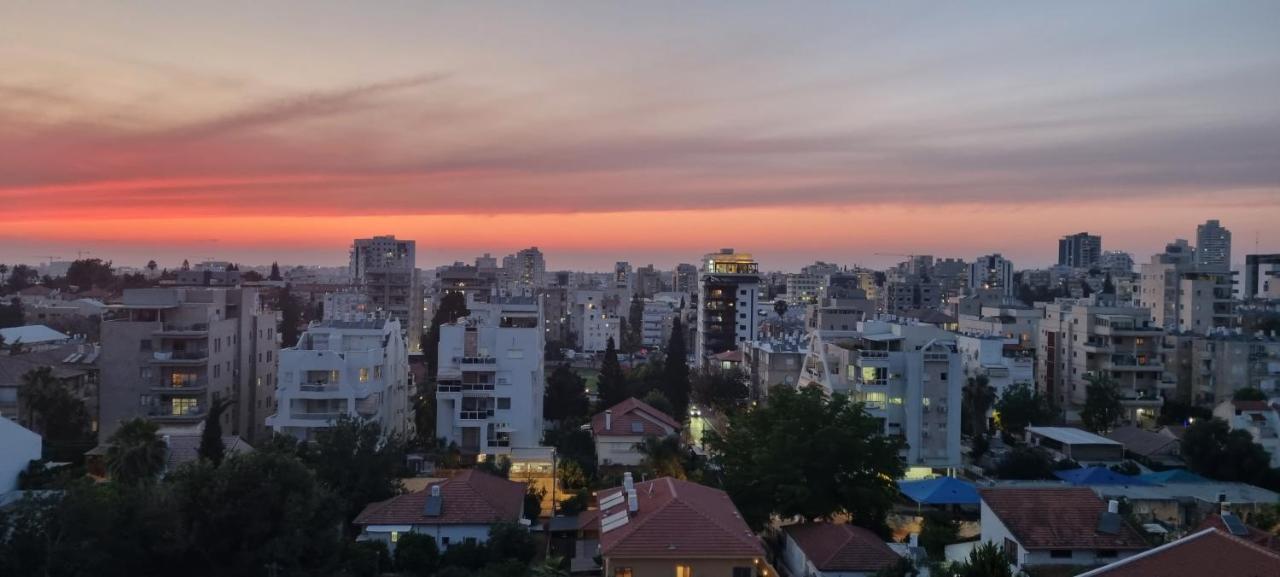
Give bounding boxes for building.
[321,291,370,320]
[591,398,680,467]
[967,254,1014,297]
[0,415,41,494]
[696,249,762,363]
[1059,232,1103,268]
[672,263,697,295]
[880,275,942,316]
[98,287,278,443]
[979,487,1147,570]
[1195,219,1232,272]
[956,303,1039,348]
[350,235,422,352]
[635,264,662,298]
[268,317,411,441]
[1026,426,1126,464]
[501,247,547,295]
[741,338,806,401]
[1037,299,1165,421]
[614,262,633,292]
[955,334,1033,425]
[782,522,904,577]
[175,260,241,287]
[0,325,73,351]
[1136,238,1236,334]
[640,296,681,348]
[1212,399,1280,468]
[354,470,526,551]
[1243,254,1280,299]
[1099,251,1135,276]
[1104,426,1180,465]
[0,344,99,430]
[435,296,544,457]
[800,320,963,471]
[1163,332,1280,404]
[572,290,621,353]
[1077,526,1280,577]
[785,273,823,306]
[598,476,766,577]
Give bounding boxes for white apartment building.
[696,249,762,364]
[267,317,411,441]
[1195,219,1232,272]
[350,235,422,351]
[1139,239,1236,334]
[800,320,963,471]
[435,296,545,456]
[968,254,1014,297]
[572,289,620,353]
[784,273,823,306]
[641,294,682,348]
[1163,333,1280,404]
[322,291,371,320]
[957,304,1040,349]
[1212,399,1280,468]
[956,334,1034,426]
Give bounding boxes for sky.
[1,1,1278,271]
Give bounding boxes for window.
[1003,538,1017,560]
[631,421,645,433]
[1097,550,1118,558]
[139,394,153,407]
[508,349,524,359]
[266,351,272,362]
[497,398,511,410]
[360,368,370,383]
[732,568,752,577]
[213,365,220,378]
[140,367,153,381]
[171,397,199,416]
[441,537,450,547]
[330,370,340,382]
[1049,550,1072,559]
[615,569,633,577]
[676,565,692,577]
[140,340,152,352]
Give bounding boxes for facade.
[880,275,941,315]
[696,249,762,363]
[955,334,1033,421]
[785,273,823,306]
[1194,219,1231,272]
[1139,239,1236,334]
[1163,333,1280,404]
[979,488,1147,571]
[1025,426,1125,464]
[98,287,279,443]
[0,415,41,494]
[350,235,422,351]
[598,476,765,577]
[741,338,806,400]
[501,247,547,295]
[268,318,411,441]
[1212,400,1280,468]
[591,398,680,466]
[354,470,526,552]
[672,263,697,295]
[322,291,371,320]
[1099,251,1135,276]
[967,254,1014,297]
[782,522,903,577]
[572,290,621,353]
[1059,232,1103,268]
[1243,254,1280,299]
[640,296,680,348]
[435,296,544,456]
[956,304,1039,348]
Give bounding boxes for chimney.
[431,485,441,497]
[1221,501,1231,515]
[908,533,919,548]
[605,410,613,431]
[623,471,634,492]
[1107,500,1119,514]
[627,489,638,513]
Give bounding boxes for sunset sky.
[2,1,1278,271]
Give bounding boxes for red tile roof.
[783,522,900,572]
[1077,528,1280,577]
[1196,514,1280,553]
[1232,400,1274,413]
[598,477,764,559]
[591,397,681,437]
[711,350,744,363]
[354,470,525,526]
[979,488,1147,550]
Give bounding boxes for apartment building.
[267,317,411,441]
[800,320,963,471]
[695,249,762,363]
[968,254,1015,297]
[500,246,546,295]
[98,287,278,443]
[741,337,805,400]
[350,235,422,351]
[1139,240,1236,333]
[571,289,620,353]
[1243,254,1280,299]
[672,263,697,295]
[956,334,1033,426]
[1163,333,1280,404]
[1037,299,1165,422]
[435,296,544,457]
[1059,232,1103,268]
[640,294,681,348]
[1212,399,1280,468]
[1100,251,1135,276]
[1195,219,1232,272]
[957,304,1039,349]
[784,273,823,306]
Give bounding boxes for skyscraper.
[968,254,1014,296]
[695,249,761,363]
[1057,232,1102,268]
[1195,219,1232,272]
[350,235,422,352]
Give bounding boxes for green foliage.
[395,532,440,576]
[302,416,407,531]
[524,483,546,520]
[641,389,677,419]
[441,540,489,571]
[920,511,960,560]
[1182,418,1274,486]
[533,555,571,577]
[995,446,1055,480]
[962,375,996,438]
[487,521,538,564]
[621,295,644,353]
[1080,373,1124,433]
[0,298,23,328]
[269,261,283,281]
[874,556,920,577]
[65,258,115,290]
[1157,400,1211,426]
[1234,387,1268,401]
[1246,503,1280,533]
[106,418,167,485]
[545,362,589,422]
[344,540,392,577]
[279,283,304,348]
[952,541,1012,577]
[994,383,1056,435]
[545,424,597,480]
[4,264,37,293]
[707,385,905,533]
[478,455,513,477]
[662,315,691,418]
[691,367,751,415]
[597,337,628,408]
[198,397,234,466]
[774,299,788,318]
[635,435,689,479]
[18,366,94,461]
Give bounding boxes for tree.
[524,483,546,520]
[962,375,996,438]
[1079,278,1094,298]
[1157,400,1212,426]
[597,337,628,409]
[1103,272,1116,295]
[278,283,303,348]
[993,383,1056,436]
[65,258,115,290]
[533,555,571,577]
[873,557,919,577]
[146,260,158,275]
[774,299,788,319]
[269,261,283,281]
[486,521,537,564]
[304,416,406,530]
[240,270,264,282]
[1181,418,1273,485]
[691,367,750,415]
[662,315,691,418]
[1080,373,1124,433]
[198,398,234,466]
[995,446,1055,480]
[426,291,471,378]
[919,510,960,561]
[395,532,440,576]
[105,419,167,485]
[621,295,644,353]
[635,435,688,479]
[0,298,23,328]
[544,362,589,422]
[707,386,905,533]
[641,389,676,419]
[18,367,93,461]
[952,541,1012,577]
[4,264,36,292]
[1234,388,1268,401]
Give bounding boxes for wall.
[0,416,41,493]
[605,556,757,577]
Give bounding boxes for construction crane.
[29,255,62,266]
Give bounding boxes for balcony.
[151,351,209,365]
[150,381,208,394]
[437,382,495,393]
[147,403,205,419]
[292,412,346,421]
[154,323,210,338]
[923,352,950,362]
[453,356,497,365]
[460,409,495,420]
[299,382,338,393]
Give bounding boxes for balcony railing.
[152,351,209,362]
[460,409,495,420]
[453,356,497,365]
[292,412,346,420]
[148,404,205,418]
[299,382,338,392]
[857,350,890,359]
[923,352,950,362]
[438,382,496,393]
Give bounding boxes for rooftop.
[979,487,1147,551]
[1105,426,1179,457]
[1027,426,1122,446]
[354,469,525,526]
[592,397,680,438]
[598,477,764,559]
[1076,528,1280,577]
[0,325,71,346]
[783,522,901,573]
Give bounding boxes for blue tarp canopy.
[897,477,980,505]
[1054,466,1154,486]
[1138,469,1210,484]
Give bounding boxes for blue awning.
[897,477,980,505]
[1138,469,1210,484]
[1054,466,1154,486]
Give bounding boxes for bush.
[441,540,488,571]
[995,447,1055,480]
[395,533,440,576]
[343,541,391,577]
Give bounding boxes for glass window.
[615,569,633,577]
[1049,550,1072,559]
[732,568,752,577]
[497,398,511,410]
[676,565,692,577]
[360,368,370,383]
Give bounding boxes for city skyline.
[3,2,1279,269]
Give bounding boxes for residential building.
[782,522,904,577]
[1212,399,1280,468]
[542,287,572,344]
[98,287,278,443]
[696,249,762,363]
[1243,254,1280,299]
[956,303,1039,348]
[354,470,526,551]
[1162,333,1280,404]
[501,246,547,295]
[956,334,1033,424]
[0,344,99,431]
[800,320,963,471]
[614,261,633,292]
[1077,526,1280,577]
[572,290,621,353]
[979,487,1147,570]
[640,295,680,348]
[1195,219,1232,272]
[591,398,680,466]
[806,298,876,333]
[0,416,41,494]
[672,263,697,295]
[635,264,662,298]
[350,235,422,351]
[968,254,1014,297]
[1036,299,1165,422]
[1025,426,1125,464]
[435,296,544,457]
[321,291,371,320]
[1059,232,1103,268]
[1137,238,1234,333]
[175,260,241,287]
[1099,251,1135,276]
[741,337,806,401]
[784,273,823,306]
[880,275,942,316]
[933,257,969,298]
[1104,426,1180,466]
[598,476,766,577]
[268,317,411,441]
[0,325,73,351]
[1087,480,1280,530]
[435,261,498,305]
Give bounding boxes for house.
[0,325,73,351]
[592,398,680,467]
[0,343,99,424]
[979,487,1148,570]
[1196,511,1280,553]
[353,469,526,551]
[599,474,766,577]
[0,416,41,493]
[782,522,903,577]
[1076,527,1280,577]
[1212,400,1280,468]
[1105,426,1180,465]
[1025,426,1125,464]
[163,434,252,471]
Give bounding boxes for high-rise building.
[500,247,546,295]
[571,289,621,353]
[1195,219,1232,272]
[435,296,544,457]
[673,263,697,295]
[1244,254,1280,299]
[967,254,1014,296]
[350,236,422,351]
[613,262,633,292]
[1099,251,1135,276]
[696,249,761,363]
[1058,232,1102,268]
[1139,239,1236,333]
[268,317,411,441]
[98,287,279,443]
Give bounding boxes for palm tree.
[17,366,59,432]
[106,418,168,484]
[532,556,570,577]
[962,375,996,438]
[634,435,686,479]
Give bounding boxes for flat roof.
[1028,426,1122,446]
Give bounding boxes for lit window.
[360,368,370,383]
[615,569,633,577]
[676,565,693,577]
